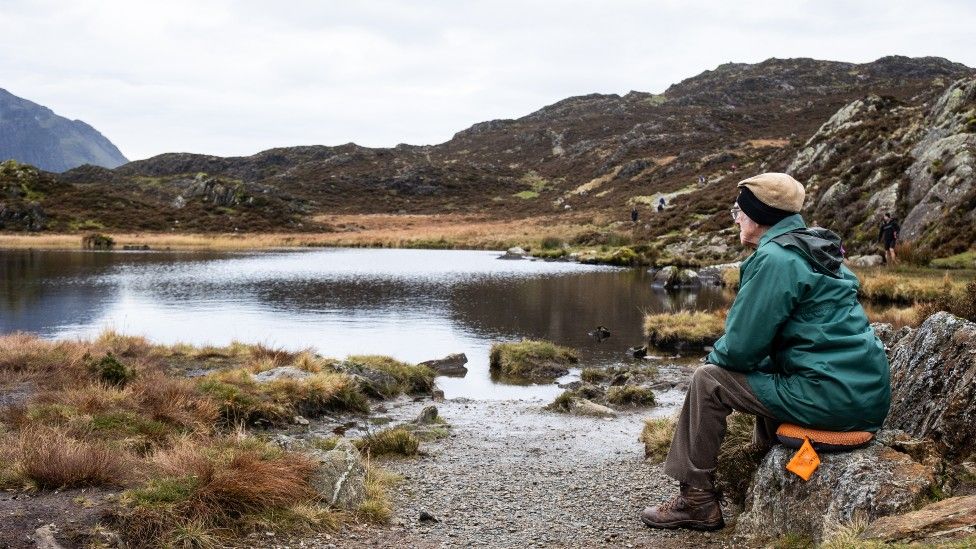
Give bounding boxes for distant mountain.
[0,88,128,172]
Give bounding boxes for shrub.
[91,353,135,386]
[894,241,932,267]
[918,280,976,323]
[540,236,564,249]
[606,385,656,407]
[640,416,676,463]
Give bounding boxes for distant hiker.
[730,163,738,173]
[657,197,666,212]
[698,175,706,185]
[641,173,890,532]
[878,212,900,265]
[631,207,639,224]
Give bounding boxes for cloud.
[1,0,973,160]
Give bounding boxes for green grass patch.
[513,190,540,200]
[931,250,976,269]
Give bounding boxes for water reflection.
[0,249,731,400]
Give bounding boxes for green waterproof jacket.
[706,215,891,432]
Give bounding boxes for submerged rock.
[499,247,527,260]
[418,353,469,377]
[736,436,936,543]
[566,397,617,418]
[310,438,367,509]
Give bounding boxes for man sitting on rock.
[642,172,891,531]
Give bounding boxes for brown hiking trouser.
[663,364,780,491]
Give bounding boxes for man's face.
[733,203,764,248]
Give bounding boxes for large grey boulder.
[309,438,367,509]
[736,435,936,543]
[499,247,527,260]
[885,312,976,461]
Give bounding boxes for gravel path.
[323,389,742,548]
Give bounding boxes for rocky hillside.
[3,56,975,259]
[0,88,128,172]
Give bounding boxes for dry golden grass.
[16,426,132,489]
[747,138,791,148]
[864,304,922,329]
[0,214,601,251]
[855,268,966,303]
[640,416,677,463]
[0,332,404,546]
[116,436,318,543]
[644,310,726,348]
[354,427,421,458]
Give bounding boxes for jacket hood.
[770,227,845,277]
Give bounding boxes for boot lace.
[657,493,683,512]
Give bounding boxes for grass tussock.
[640,416,677,463]
[198,369,368,426]
[354,427,421,458]
[15,426,132,489]
[357,463,400,524]
[580,368,610,383]
[345,355,435,396]
[489,339,578,381]
[115,436,318,544]
[644,310,725,349]
[606,385,656,407]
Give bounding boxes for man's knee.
[691,363,724,387]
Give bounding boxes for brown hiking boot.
[641,483,725,531]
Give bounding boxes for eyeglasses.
[730,206,741,222]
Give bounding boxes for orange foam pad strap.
[785,436,821,481]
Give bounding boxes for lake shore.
[0,213,605,251]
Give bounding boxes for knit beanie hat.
[736,173,805,226]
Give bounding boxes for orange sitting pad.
[776,423,874,453]
[785,437,821,481]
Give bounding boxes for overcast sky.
[2,0,974,161]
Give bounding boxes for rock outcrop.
[737,312,976,543]
[736,436,936,543]
[418,353,469,377]
[885,312,976,461]
[860,495,976,543]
